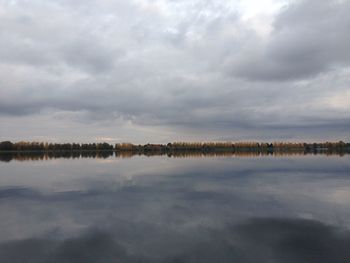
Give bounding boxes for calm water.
[1,155,350,262]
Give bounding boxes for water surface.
[1,155,350,262]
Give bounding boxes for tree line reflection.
[0,149,348,162]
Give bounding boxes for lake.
[1,154,350,262]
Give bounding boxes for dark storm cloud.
[0,0,349,141]
[228,0,350,81]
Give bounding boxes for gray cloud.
[227,0,350,81]
[0,0,349,142]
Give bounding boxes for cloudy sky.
[0,0,349,143]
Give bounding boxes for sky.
[0,0,349,143]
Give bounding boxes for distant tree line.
[0,141,349,162]
[0,141,349,153]
[2,149,348,163]
[0,141,113,152]
[115,141,350,154]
